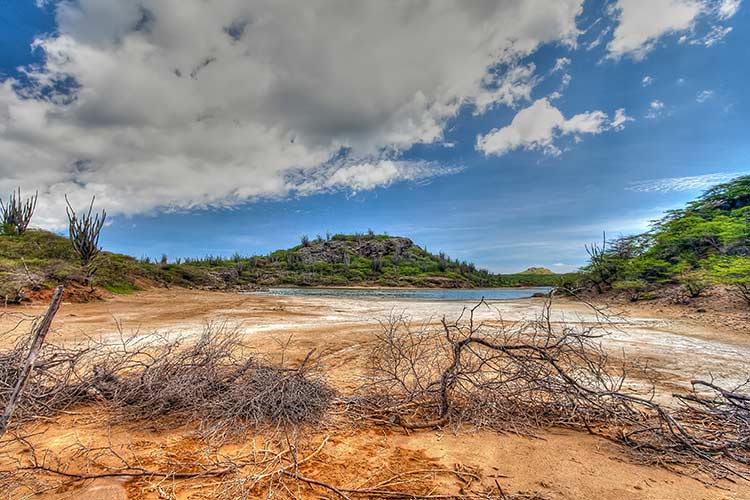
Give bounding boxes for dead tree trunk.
[0,285,64,439]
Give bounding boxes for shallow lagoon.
[259,286,552,301]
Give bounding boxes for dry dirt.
[2,288,749,499]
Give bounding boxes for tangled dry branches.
[363,299,750,478]
[0,324,333,438]
[3,296,750,498]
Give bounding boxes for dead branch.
[0,286,63,439]
[364,298,750,479]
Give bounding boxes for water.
[258,286,552,301]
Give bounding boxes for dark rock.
[295,237,414,264]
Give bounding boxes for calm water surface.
[259,287,552,301]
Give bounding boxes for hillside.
[0,231,576,302]
[581,175,750,307]
[519,267,554,275]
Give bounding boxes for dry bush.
[0,322,94,424]
[363,299,750,478]
[0,323,333,437]
[94,327,333,435]
[365,301,635,430]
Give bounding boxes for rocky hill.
[0,230,578,302]
[519,267,554,275]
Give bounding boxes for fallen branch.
[0,286,63,439]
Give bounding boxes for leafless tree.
[0,188,37,235]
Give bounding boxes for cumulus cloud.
[0,0,585,227]
[476,98,629,157]
[607,0,740,59]
[642,75,655,86]
[607,0,703,59]
[627,172,748,193]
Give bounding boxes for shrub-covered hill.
[519,267,554,275]
[582,175,750,305]
[0,231,576,302]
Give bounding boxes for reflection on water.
[256,287,552,301]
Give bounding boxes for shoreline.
[250,284,555,291]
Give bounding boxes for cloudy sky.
[1,0,748,272]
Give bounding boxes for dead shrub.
[0,323,333,437]
[363,299,750,478]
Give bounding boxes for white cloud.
[608,0,742,58]
[608,0,703,59]
[547,69,573,102]
[697,25,733,46]
[610,108,634,130]
[296,160,462,196]
[642,75,655,86]
[0,0,585,228]
[626,172,748,193]
[586,25,611,50]
[474,63,538,114]
[696,89,715,103]
[606,0,740,59]
[645,100,666,119]
[717,0,742,19]
[552,57,571,72]
[476,98,629,157]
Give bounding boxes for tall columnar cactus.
[65,196,107,282]
[0,188,37,235]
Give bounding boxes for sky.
[0,0,748,272]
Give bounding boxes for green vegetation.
[0,188,37,236]
[581,176,750,305]
[519,267,554,275]
[0,229,575,301]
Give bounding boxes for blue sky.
[1,1,748,272]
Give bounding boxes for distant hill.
[519,267,554,275]
[0,230,578,302]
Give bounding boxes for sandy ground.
[11,288,750,394]
[2,288,750,499]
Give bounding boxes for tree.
[707,256,750,307]
[582,233,623,293]
[613,280,648,302]
[0,188,37,235]
[678,270,712,298]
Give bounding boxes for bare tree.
[0,188,37,235]
[65,195,106,284]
